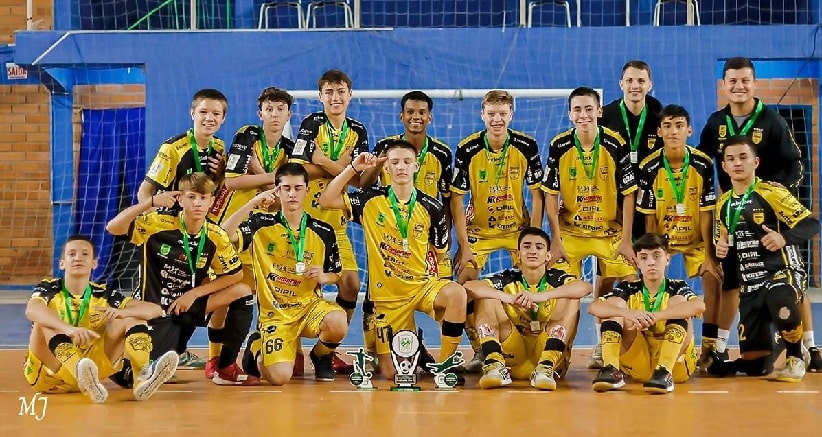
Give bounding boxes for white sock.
[595,323,602,344]
[803,331,815,350]
[717,329,730,353]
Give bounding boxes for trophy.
[346,348,377,391]
[425,350,465,390]
[389,329,422,391]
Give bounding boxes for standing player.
[202,87,294,377]
[588,233,705,394]
[24,235,178,403]
[319,141,467,378]
[223,163,348,384]
[451,90,544,370]
[107,172,258,386]
[542,86,638,368]
[697,57,819,369]
[289,69,368,373]
[635,105,721,366]
[708,136,819,381]
[137,88,229,371]
[464,227,592,391]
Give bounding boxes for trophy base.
[354,387,378,392]
[390,386,422,392]
[434,386,457,392]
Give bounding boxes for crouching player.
[588,233,704,394]
[464,227,592,390]
[24,235,178,403]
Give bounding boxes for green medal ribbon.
[280,211,308,263]
[640,279,667,313]
[188,129,214,173]
[180,212,207,287]
[61,284,92,327]
[573,129,601,179]
[725,177,758,241]
[401,135,429,182]
[521,273,549,320]
[483,131,511,183]
[325,118,349,160]
[388,187,418,250]
[662,148,691,205]
[725,100,764,136]
[258,127,281,173]
[619,99,647,154]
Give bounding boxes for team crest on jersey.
[752,129,763,144]
[267,242,276,253]
[510,166,520,181]
[647,137,657,150]
[599,167,608,181]
[657,188,664,199]
[377,212,386,226]
[718,125,727,138]
[413,223,425,240]
[479,169,487,182]
[569,167,577,179]
[160,244,171,256]
[752,210,765,224]
[689,187,698,201]
[424,172,435,187]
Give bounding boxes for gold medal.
[675,203,685,216]
[529,321,541,333]
[295,262,306,275]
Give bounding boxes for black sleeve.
[774,117,803,189]
[697,118,719,159]
[782,216,821,246]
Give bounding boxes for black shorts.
[148,296,210,358]
[721,255,741,291]
[737,272,804,354]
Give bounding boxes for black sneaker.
[241,331,262,378]
[715,350,729,362]
[309,349,336,382]
[643,367,674,394]
[109,360,133,389]
[592,364,626,392]
[808,347,822,373]
[704,350,735,377]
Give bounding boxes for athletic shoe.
[241,332,262,378]
[133,351,178,401]
[76,358,108,403]
[775,356,806,382]
[592,364,626,392]
[212,363,261,386]
[177,350,206,370]
[364,353,380,374]
[478,361,512,390]
[588,344,604,369]
[332,352,354,374]
[310,350,336,382]
[464,350,485,373]
[204,357,219,380]
[703,350,735,377]
[643,367,674,394]
[293,350,305,377]
[807,347,822,373]
[530,363,557,391]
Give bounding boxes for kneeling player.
[464,227,591,390]
[24,236,178,403]
[588,233,704,394]
[224,163,348,384]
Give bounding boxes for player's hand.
[95,306,123,324]
[622,309,655,330]
[497,293,516,305]
[715,232,729,259]
[698,254,723,283]
[67,326,100,348]
[169,291,197,315]
[453,246,478,277]
[616,239,637,267]
[760,225,786,251]
[152,191,181,209]
[548,239,568,268]
[253,188,278,208]
[312,144,331,166]
[352,152,385,172]
[513,291,541,309]
[207,154,226,177]
[248,152,266,175]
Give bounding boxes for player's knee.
[321,311,349,340]
[765,285,801,326]
[264,367,292,386]
[442,283,467,309]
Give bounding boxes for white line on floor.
[688,390,729,394]
[776,390,819,394]
[241,390,282,393]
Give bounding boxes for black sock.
[218,295,254,370]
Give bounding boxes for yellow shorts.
[620,334,697,383]
[258,299,345,367]
[670,244,706,279]
[430,248,453,279]
[23,340,119,394]
[468,235,518,270]
[373,279,450,355]
[555,232,635,279]
[240,256,255,290]
[500,327,574,380]
[337,231,358,272]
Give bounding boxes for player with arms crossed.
[319,141,467,378]
[24,235,178,403]
[588,233,705,394]
[463,227,592,391]
[707,135,819,381]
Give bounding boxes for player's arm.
[539,278,592,301]
[137,181,158,203]
[318,163,358,211]
[653,296,705,321]
[171,270,243,315]
[524,141,545,228]
[25,298,74,331]
[118,299,164,320]
[544,192,564,258]
[106,190,180,235]
[587,296,633,319]
[358,145,386,188]
[222,189,277,244]
[450,193,470,249]
[529,187,544,228]
[773,117,803,190]
[463,280,514,304]
[306,230,343,285]
[714,201,730,259]
[696,119,718,159]
[616,148,638,263]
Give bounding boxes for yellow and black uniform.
[484,268,578,379]
[145,130,226,192]
[24,279,131,393]
[601,279,699,382]
[290,112,369,272]
[237,211,343,365]
[345,186,449,354]
[636,146,716,277]
[373,134,454,278]
[451,129,544,269]
[541,126,637,278]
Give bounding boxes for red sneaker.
[204,357,219,380]
[212,363,261,386]
[292,350,305,377]
[332,352,354,374]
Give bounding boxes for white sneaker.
[530,364,557,391]
[775,356,806,383]
[478,361,512,390]
[133,351,179,401]
[588,344,604,369]
[76,358,108,403]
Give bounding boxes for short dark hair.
[275,162,309,185]
[722,135,758,158]
[401,91,433,111]
[568,87,601,110]
[659,104,691,125]
[517,227,551,248]
[258,87,293,110]
[384,139,417,156]
[622,60,652,79]
[723,57,756,79]
[318,69,352,92]
[62,235,97,258]
[633,233,669,253]
[191,88,228,113]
